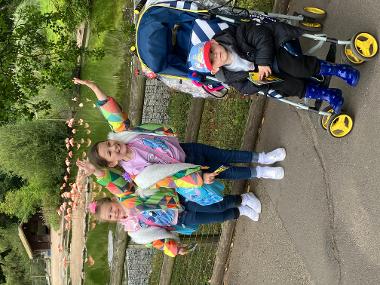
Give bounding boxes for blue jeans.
[178,195,241,226]
[180,143,256,180]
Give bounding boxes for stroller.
[133,0,378,138]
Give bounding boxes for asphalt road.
[225,1,380,284]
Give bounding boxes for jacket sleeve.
[96,96,131,132]
[96,168,132,197]
[238,23,275,66]
[153,168,204,189]
[146,238,180,257]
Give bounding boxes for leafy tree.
[0,181,43,221]
[0,170,24,201]
[0,224,31,285]
[0,120,67,185]
[0,0,102,122]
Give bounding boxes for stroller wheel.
[320,107,334,130]
[349,32,378,61]
[327,113,354,138]
[299,21,323,32]
[301,7,327,20]
[344,44,365,65]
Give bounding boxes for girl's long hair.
[88,141,109,168]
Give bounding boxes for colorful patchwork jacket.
[96,96,223,206]
[97,167,183,256]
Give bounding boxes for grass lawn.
[84,222,116,285]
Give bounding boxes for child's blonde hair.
[89,197,113,221]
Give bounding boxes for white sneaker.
[258,148,286,165]
[241,193,261,213]
[238,205,259,222]
[256,166,284,180]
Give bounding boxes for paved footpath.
[225,1,380,284]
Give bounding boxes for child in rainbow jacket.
[89,191,261,257]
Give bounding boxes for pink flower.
[66,167,70,173]
[66,118,75,128]
[88,201,97,214]
[69,138,75,147]
[66,118,75,125]
[63,175,68,181]
[146,71,157,79]
[65,160,70,167]
[68,151,73,158]
[66,143,71,150]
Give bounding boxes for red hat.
[188,41,212,73]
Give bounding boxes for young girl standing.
[73,78,286,192]
[90,190,261,257]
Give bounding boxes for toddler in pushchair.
[135,0,378,137]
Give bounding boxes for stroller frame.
[134,0,378,137]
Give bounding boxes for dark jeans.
[270,47,320,98]
[178,195,241,226]
[180,143,255,180]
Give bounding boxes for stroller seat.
[137,2,229,77]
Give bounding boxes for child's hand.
[203,172,218,184]
[258,65,272,80]
[73,77,94,86]
[178,246,189,255]
[76,159,103,177]
[178,243,197,255]
[73,77,107,101]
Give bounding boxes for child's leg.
[180,208,239,225]
[214,166,282,180]
[276,47,319,79]
[183,193,262,213]
[180,143,255,165]
[182,195,242,213]
[317,60,360,87]
[180,204,261,225]
[180,143,285,180]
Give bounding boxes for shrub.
[0,120,67,186]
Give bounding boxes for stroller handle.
[134,0,147,14]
